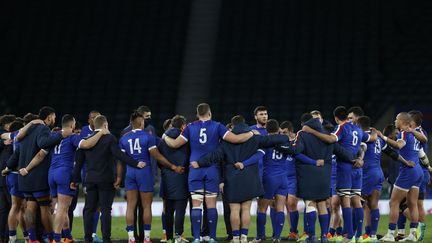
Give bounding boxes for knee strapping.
[305,200,316,213]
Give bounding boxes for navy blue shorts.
[362,168,384,196]
[394,165,423,192]
[188,166,219,193]
[125,167,154,192]
[263,175,289,199]
[6,173,24,198]
[49,167,77,197]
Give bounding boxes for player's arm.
[78,129,109,149]
[274,144,295,155]
[257,134,290,148]
[196,144,225,168]
[419,148,430,167]
[302,125,337,144]
[109,137,140,168]
[364,129,378,143]
[294,154,323,166]
[223,130,254,144]
[16,119,44,141]
[149,147,184,174]
[162,134,187,149]
[19,150,48,176]
[333,143,356,163]
[411,129,428,143]
[381,135,405,150]
[2,149,20,176]
[0,132,11,140]
[241,149,265,167]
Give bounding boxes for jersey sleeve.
[71,135,81,148]
[331,124,343,142]
[218,123,229,139]
[361,132,371,143]
[397,131,407,142]
[180,125,190,141]
[147,135,157,151]
[119,137,126,152]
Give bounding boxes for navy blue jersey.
[363,131,386,171]
[11,131,19,152]
[80,125,93,139]
[263,147,287,177]
[332,122,370,167]
[286,155,296,178]
[249,125,268,136]
[181,120,228,162]
[50,133,81,170]
[398,131,420,169]
[415,126,428,154]
[119,129,156,167]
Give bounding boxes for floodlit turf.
[65,215,431,242]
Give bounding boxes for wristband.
[383,136,388,142]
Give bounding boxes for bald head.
[395,112,412,129]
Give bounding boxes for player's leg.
[164,199,175,241]
[189,169,205,242]
[317,200,330,242]
[350,169,364,240]
[380,186,407,241]
[329,194,341,238]
[139,192,153,242]
[35,193,53,242]
[304,200,318,241]
[368,189,381,240]
[273,194,286,241]
[126,190,138,242]
[402,187,420,241]
[7,196,23,243]
[240,200,252,243]
[336,166,353,240]
[53,194,73,243]
[203,169,219,242]
[230,203,241,243]
[174,199,188,240]
[98,183,115,242]
[286,194,299,240]
[24,198,39,242]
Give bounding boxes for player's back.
[120,129,155,168]
[181,120,228,162]
[398,131,420,168]
[50,133,81,170]
[332,122,363,162]
[363,133,385,171]
[263,147,287,177]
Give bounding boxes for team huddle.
[0,104,430,243]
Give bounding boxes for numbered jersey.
[263,148,287,177]
[332,122,369,162]
[363,131,386,170]
[50,133,81,170]
[180,120,229,162]
[398,131,420,169]
[119,129,156,166]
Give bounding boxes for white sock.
[128,231,135,240]
[398,229,405,235]
[241,234,247,240]
[9,235,17,242]
[92,233,97,237]
[388,229,395,235]
[145,230,151,240]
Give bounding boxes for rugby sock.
[126,225,135,240]
[28,228,36,241]
[397,214,406,234]
[410,222,418,235]
[23,230,29,240]
[305,211,317,237]
[233,230,240,241]
[336,226,343,236]
[289,211,299,233]
[303,208,307,233]
[256,212,266,240]
[207,208,218,239]
[270,207,276,237]
[319,214,329,238]
[354,208,364,238]
[370,209,380,236]
[9,230,16,242]
[342,207,353,239]
[388,223,397,235]
[191,208,202,240]
[63,228,72,239]
[48,232,54,241]
[329,228,336,236]
[241,228,249,240]
[144,224,151,240]
[274,212,284,239]
[53,233,62,242]
[93,212,100,234]
[365,226,371,236]
[161,211,166,231]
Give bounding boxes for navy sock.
[256,212,266,240]
[63,228,72,239]
[410,222,418,229]
[93,211,100,234]
[241,228,249,236]
[354,208,364,238]
[389,223,397,231]
[365,226,371,235]
[336,227,343,235]
[274,212,284,239]
[207,208,218,239]
[161,211,166,231]
[370,209,380,235]
[329,228,336,236]
[289,211,299,233]
[397,213,406,231]
[28,228,36,241]
[270,207,276,237]
[319,214,329,238]
[232,230,240,237]
[342,207,353,238]
[305,211,317,237]
[126,224,135,232]
[191,208,202,240]
[53,233,62,242]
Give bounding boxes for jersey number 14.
[128,138,142,154]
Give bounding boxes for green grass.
[67,215,432,241]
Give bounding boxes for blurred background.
[0,0,431,199]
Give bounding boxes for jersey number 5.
[199,128,207,144]
[128,138,142,154]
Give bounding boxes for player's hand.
[371,128,383,137]
[30,119,44,125]
[70,182,78,190]
[251,130,260,135]
[219,183,225,194]
[3,139,12,145]
[316,159,324,167]
[113,177,122,189]
[405,160,415,168]
[190,161,199,168]
[353,159,364,168]
[301,125,313,133]
[19,168,29,176]
[401,124,413,133]
[101,127,110,135]
[137,162,146,168]
[62,126,74,138]
[173,166,185,174]
[1,168,10,176]
[428,165,432,173]
[234,162,245,170]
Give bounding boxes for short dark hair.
[23,113,39,124]
[231,115,245,126]
[39,106,56,120]
[254,106,267,115]
[197,103,211,117]
[94,115,108,129]
[61,114,75,127]
[300,113,313,124]
[266,119,279,133]
[324,123,335,133]
[383,124,396,137]
[356,116,371,130]
[408,110,423,126]
[226,123,233,130]
[136,106,151,115]
[333,106,348,121]
[9,121,24,132]
[163,119,172,131]
[0,114,16,127]
[310,110,321,116]
[130,111,144,128]
[348,106,364,117]
[280,120,294,132]
[171,115,186,129]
